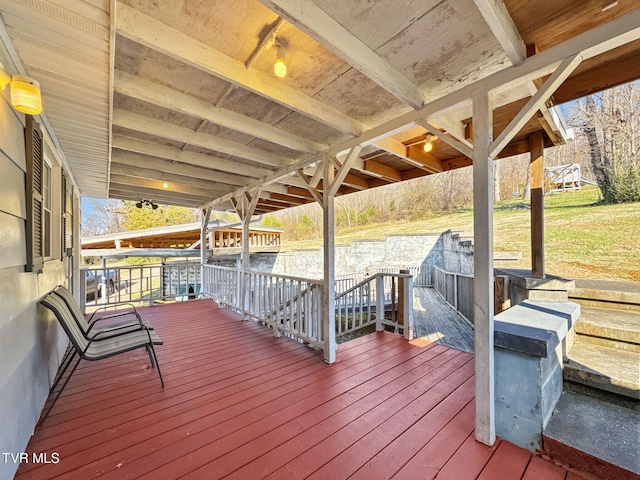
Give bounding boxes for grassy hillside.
[282,186,640,281]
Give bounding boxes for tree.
[121,201,198,231]
[493,160,501,202]
[81,198,199,236]
[570,82,640,203]
[81,198,127,236]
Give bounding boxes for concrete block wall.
[442,230,474,274]
[244,233,446,279]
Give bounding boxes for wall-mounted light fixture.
[135,199,159,210]
[0,63,42,115]
[162,182,168,189]
[274,42,287,78]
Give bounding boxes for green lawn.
[283,186,640,282]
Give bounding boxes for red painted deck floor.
[16,299,586,480]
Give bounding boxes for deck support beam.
[232,188,261,319]
[472,88,496,446]
[530,131,545,278]
[321,157,337,364]
[200,206,211,297]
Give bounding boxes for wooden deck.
[413,287,474,353]
[16,299,585,480]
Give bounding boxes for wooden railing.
[80,262,201,313]
[431,265,510,324]
[366,265,431,287]
[201,265,325,350]
[201,264,240,309]
[335,272,414,340]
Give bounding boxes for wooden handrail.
[335,272,411,300]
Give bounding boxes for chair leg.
[40,356,82,424]
[49,350,77,394]
[145,345,156,369]
[59,344,73,368]
[147,343,164,388]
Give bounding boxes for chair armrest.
[88,302,139,322]
[89,322,150,341]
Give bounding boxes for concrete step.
[564,341,640,400]
[570,279,640,312]
[576,306,640,352]
[564,380,639,411]
[543,390,640,480]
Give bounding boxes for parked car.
[82,267,119,300]
[83,268,98,300]
[99,269,119,295]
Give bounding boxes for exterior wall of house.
[0,49,79,478]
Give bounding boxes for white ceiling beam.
[490,54,582,158]
[372,137,439,173]
[111,149,287,193]
[259,0,424,110]
[306,163,324,189]
[116,1,365,136]
[473,0,526,65]
[296,170,323,205]
[328,145,363,197]
[326,8,640,159]
[428,114,471,146]
[110,150,252,187]
[416,119,473,159]
[112,109,293,169]
[110,173,231,198]
[114,70,327,154]
[112,135,274,178]
[205,9,640,210]
[474,0,567,145]
[108,193,205,208]
[110,162,236,192]
[109,185,213,205]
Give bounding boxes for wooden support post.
[234,189,260,319]
[376,274,385,331]
[530,131,545,278]
[399,269,414,340]
[494,275,511,314]
[200,207,211,298]
[472,88,496,446]
[321,158,337,364]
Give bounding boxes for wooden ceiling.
[3,0,640,212]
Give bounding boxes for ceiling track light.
[136,199,159,210]
[0,63,42,115]
[274,41,287,78]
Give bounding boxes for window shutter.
[25,115,44,273]
[61,169,67,258]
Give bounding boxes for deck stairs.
[543,280,640,480]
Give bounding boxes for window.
[61,170,72,259]
[43,161,52,258]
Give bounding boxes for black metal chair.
[53,285,155,339]
[39,292,164,423]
